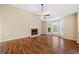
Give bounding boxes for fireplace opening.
[31,28,38,36]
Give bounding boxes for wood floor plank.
[0,35,79,54]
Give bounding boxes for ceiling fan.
[36,4,50,19]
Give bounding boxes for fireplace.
[31,28,38,36]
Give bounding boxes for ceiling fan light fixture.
[36,4,50,19]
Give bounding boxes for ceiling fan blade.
[35,15,40,16]
[44,14,50,16]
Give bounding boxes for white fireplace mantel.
[29,26,39,37]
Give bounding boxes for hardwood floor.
[0,35,79,54]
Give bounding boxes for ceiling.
[10,4,79,21]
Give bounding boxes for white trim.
[77,33,79,44]
[59,35,76,41]
[0,36,29,42]
[50,34,76,41]
[77,41,79,44]
[30,34,40,37]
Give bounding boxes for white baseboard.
[77,40,79,44]
[0,36,29,42]
[0,34,41,42]
[47,34,76,41]
[30,34,40,37]
[59,35,76,41]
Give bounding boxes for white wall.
[0,5,42,42]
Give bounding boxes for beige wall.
[77,12,79,32]
[63,14,77,40]
[0,5,42,41]
[0,14,1,40]
[77,12,79,43]
[42,21,48,34]
[42,21,51,34]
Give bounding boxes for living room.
[0,4,79,54]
